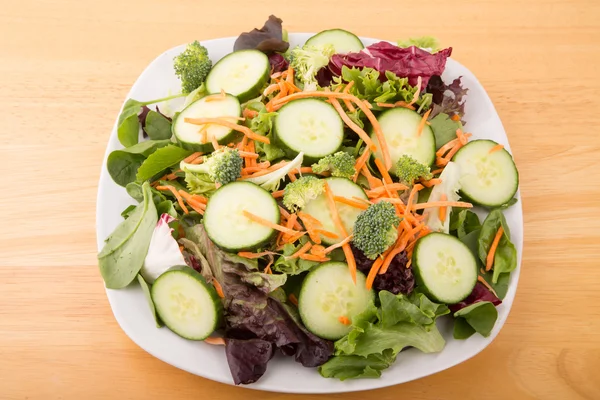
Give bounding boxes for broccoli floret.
[352,201,400,260]
[244,152,304,192]
[394,155,433,185]
[311,151,356,179]
[173,41,212,94]
[290,44,335,91]
[181,148,242,194]
[283,176,325,211]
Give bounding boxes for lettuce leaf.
[478,210,517,283]
[320,290,448,380]
[233,15,289,54]
[426,75,469,121]
[397,36,441,52]
[453,301,498,339]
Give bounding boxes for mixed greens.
[99,15,520,385]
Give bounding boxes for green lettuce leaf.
[319,350,396,380]
[453,301,498,339]
[272,238,319,275]
[397,36,441,52]
[429,113,462,150]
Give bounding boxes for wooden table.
[2,0,600,398]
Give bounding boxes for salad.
[98,15,520,385]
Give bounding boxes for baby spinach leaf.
[107,140,170,187]
[478,209,517,283]
[492,235,517,283]
[144,110,172,140]
[98,182,158,289]
[498,197,518,209]
[156,200,177,218]
[429,113,462,150]
[126,182,144,202]
[136,145,192,183]
[480,270,510,300]
[118,113,140,147]
[137,274,163,328]
[450,209,481,239]
[453,301,498,339]
[120,204,137,219]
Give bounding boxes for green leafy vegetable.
[429,113,462,150]
[120,204,136,219]
[282,176,325,211]
[352,201,400,260]
[397,36,441,52]
[478,210,517,283]
[135,145,192,183]
[453,301,498,339]
[137,274,163,328]
[311,151,356,179]
[156,200,177,218]
[173,41,212,94]
[290,44,335,91]
[450,209,481,239]
[394,154,433,185]
[332,67,432,112]
[107,139,171,187]
[499,198,519,209]
[144,110,172,140]
[98,182,158,289]
[480,270,510,300]
[272,239,319,275]
[320,290,448,380]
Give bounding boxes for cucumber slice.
[274,99,344,162]
[452,139,519,208]
[205,50,270,103]
[299,261,373,340]
[302,177,368,245]
[204,181,280,251]
[413,233,477,304]
[173,93,241,152]
[305,29,364,53]
[371,107,436,169]
[151,266,222,340]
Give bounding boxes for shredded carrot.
[286,214,299,233]
[323,235,353,254]
[330,98,376,151]
[456,128,468,145]
[376,101,416,110]
[237,251,278,259]
[184,117,270,144]
[374,158,394,185]
[287,172,297,182]
[421,178,443,188]
[409,76,423,105]
[412,201,473,210]
[297,254,329,262]
[210,134,220,151]
[243,108,259,119]
[264,256,274,274]
[183,152,203,163]
[361,165,383,188]
[242,210,299,235]
[241,161,289,178]
[241,166,262,174]
[338,316,351,326]
[430,168,444,175]
[204,336,226,345]
[489,143,504,154]
[333,196,369,210]
[450,114,461,122]
[405,184,424,213]
[486,226,504,271]
[352,196,373,205]
[342,244,357,284]
[342,81,356,112]
[310,244,326,256]
[282,231,306,244]
[287,241,313,259]
[314,229,340,239]
[324,183,348,237]
[436,138,460,157]
[439,194,448,223]
[353,149,371,181]
[271,190,284,198]
[354,100,391,170]
[366,183,409,197]
[478,275,498,297]
[366,256,384,290]
[288,293,299,306]
[238,150,259,159]
[156,185,188,214]
[263,83,280,97]
[279,207,303,230]
[178,190,206,214]
[212,278,225,298]
[416,109,432,137]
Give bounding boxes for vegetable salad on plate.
[99,15,520,385]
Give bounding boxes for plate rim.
[96,33,523,393]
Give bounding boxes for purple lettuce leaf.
[449,282,502,313]
[224,338,274,385]
[268,53,289,73]
[352,245,415,295]
[138,105,172,138]
[327,41,452,88]
[426,75,469,121]
[233,15,289,54]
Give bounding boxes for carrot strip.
[314,229,340,239]
[324,183,349,237]
[478,275,498,297]
[421,178,443,188]
[237,251,278,259]
[210,134,220,151]
[263,83,280,96]
[241,161,289,178]
[486,226,504,271]
[489,143,504,154]
[416,109,432,136]
[212,278,225,298]
[361,165,383,188]
[204,337,226,345]
[242,210,299,235]
[323,234,353,254]
[366,256,384,290]
[242,108,259,119]
[287,172,297,182]
[299,254,331,262]
[352,196,373,205]
[406,184,424,213]
[156,185,188,214]
[178,191,206,212]
[342,244,357,284]
[342,81,356,112]
[338,316,351,326]
[436,138,460,157]
[439,194,448,223]
[288,293,299,306]
[183,117,270,144]
[409,76,422,105]
[330,98,376,151]
[450,114,461,122]
[354,149,371,181]
[310,244,326,256]
[333,196,369,210]
[412,201,473,210]
[183,152,203,163]
[238,150,259,159]
[366,183,409,196]
[354,99,391,170]
[287,241,313,259]
[271,190,284,198]
[374,158,393,185]
[241,166,262,174]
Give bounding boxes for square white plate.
[96,33,523,393]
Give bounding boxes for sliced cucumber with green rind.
[173,93,241,152]
[413,233,478,304]
[299,261,374,340]
[302,177,368,245]
[205,49,270,103]
[274,99,344,163]
[204,181,280,251]
[371,107,436,169]
[452,139,519,208]
[305,29,364,53]
[151,266,222,340]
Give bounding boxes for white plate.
[96,33,523,393]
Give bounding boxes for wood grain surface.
[1,0,600,399]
